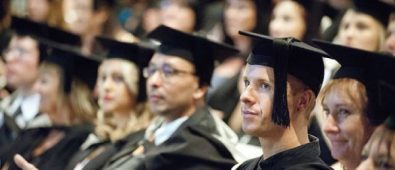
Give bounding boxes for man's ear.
[297,89,314,112]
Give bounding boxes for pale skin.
[95,59,138,140]
[240,64,315,159]
[146,53,207,123]
[269,0,306,40]
[4,36,40,96]
[336,9,384,52]
[322,84,374,170]
[33,66,70,125]
[385,17,395,56]
[160,2,196,33]
[356,125,395,170]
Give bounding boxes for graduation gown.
[236,136,333,170]
[66,130,145,170]
[0,125,90,170]
[103,106,237,170]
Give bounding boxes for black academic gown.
[0,125,90,170]
[103,106,237,170]
[66,130,145,170]
[236,136,333,170]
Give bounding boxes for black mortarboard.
[147,25,240,86]
[96,36,155,101]
[385,113,395,130]
[313,39,395,125]
[240,31,327,127]
[42,43,99,93]
[352,0,394,26]
[10,16,81,46]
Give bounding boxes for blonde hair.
[319,78,368,117]
[39,62,97,124]
[96,59,154,141]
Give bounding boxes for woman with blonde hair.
[334,0,392,52]
[0,41,99,170]
[66,37,155,170]
[314,40,394,170]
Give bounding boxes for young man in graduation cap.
[0,16,81,148]
[101,25,241,170]
[235,31,332,170]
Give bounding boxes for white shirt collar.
[153,116,189,145]
[9,93,40,128]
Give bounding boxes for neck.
[232,36,252,54]
[112,110,132,128]
[49,107,70,126]
[340,157,361,170]
[163,104,198,123]
[259,126,301,160]
[18,83,36,97]
[294,122,309,144]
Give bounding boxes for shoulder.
[233,157,260,170]
[285,163,334,170]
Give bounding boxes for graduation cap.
[385,113,395,130]
[313,39,395,125]
[96,36,155,101]
[239,31,327,127]
[10,16,81,46]
[146,25,240,86]
[42,42,99,93]
[352,0,394,26]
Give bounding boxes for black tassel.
[271,38,292,127]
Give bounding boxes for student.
[357,113,395,170]
[0,42,99,170]
[102,25,240,170]
[314,40,395,170]
[235,31,331,170]
[0,17,80,148]
[66,37,155,170]
[335,0,393,52]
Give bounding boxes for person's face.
[97,60,135,114]
[63,0,93,35]
[160,2,196,33]
[269,1,306,40]
[356,127,395,170]
[3,36,40,89]
[337,10,383,52]
[240,64,301,137]
[145,53,199,119]
[323,87,374,163]
[385,19,395,56]
[33,66,60,114]
[240,65,274,137]
[26,0,50,23]
[224,0,257,38]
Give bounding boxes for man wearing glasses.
[102,25,241,170]
[0,17,80,150]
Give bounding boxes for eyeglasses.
[2,47,31,59]
[143,64,195,80]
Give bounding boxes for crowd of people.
[0,0,395,170]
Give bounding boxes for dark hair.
[222,0,271,51]
[0,0,10,31]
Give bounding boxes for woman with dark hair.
[269,0,324,43]
[26,0,66,29]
